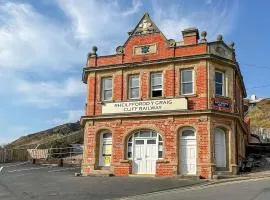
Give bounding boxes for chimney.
[182,27,199,45]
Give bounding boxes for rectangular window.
[102,77,112,101]
[150,72,163,97]
[181,69,194,95]
[128,75,140,99]
[215,71,225,96]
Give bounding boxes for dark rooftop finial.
[200,31,207,43]
[229,41,235,49]
[217,34,223,41]
[92,46,98,55]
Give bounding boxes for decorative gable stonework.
[133,44,157,56]
[129,13,160,36]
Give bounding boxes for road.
[0,162,202,200]
[121,177,270,200]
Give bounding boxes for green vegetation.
[6,122,83,149]
[248,98,270,128]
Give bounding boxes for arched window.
[127,130,163,159]
[99,132,112,166]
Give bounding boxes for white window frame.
[181,69,194,95]
[126,130,163,160]
[102,77,113,101]
[128,74,140,99]
[215,71,225,97]
[150,72,163,98]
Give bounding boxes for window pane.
[182,130,195,137]
[158,151,163,158]
[182,70,193,82]
[135,140,144,144]
[215,83,223,96]
[140,131,151,137]
[158,135,163,141]
[130,75,139,87]
[147,140,156,144]
[182,83,193,94]
[128,145,132,152]
[215,72,223,83]
[152,132,157,137]
[103,78,112,89]
[104,90,112,100]
[152,85,162,91]
[128,152,132,158]
[130,88,139,99]
[103,133,112,139]
[152,90,162,97]
[151,73,162,86]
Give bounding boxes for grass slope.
[248,98,270,128]
[6,122,83,149]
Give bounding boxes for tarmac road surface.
[0,162,202,200]
[120,177,270,200]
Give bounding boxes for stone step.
[89,170,114,177]
[214,171,232,176]
[213,174,238,179]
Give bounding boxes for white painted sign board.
[102,98,187,114]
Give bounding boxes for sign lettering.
[102,98,187,114]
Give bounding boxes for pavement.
[119,176,270,200]
[0,162,204,200]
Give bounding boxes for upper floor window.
[129,75,140,99]
[215,71,225,96]
[181,69,194,95]
[102,77,112,101]
[150,72,162,97]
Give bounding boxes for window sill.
[178,94,197,98]
[149,96,165,100]
[156,159,169,163]
[120,159,131,163]
[98,100,114,104]
[214,95,231,100]
[127,98,141,101]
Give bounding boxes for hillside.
[248,98,270,128]
[6,122,83,149]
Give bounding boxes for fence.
[251,127,270,143]
[0,149,28,163]
[0,146,83,164]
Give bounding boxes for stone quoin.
[80,13,248,179]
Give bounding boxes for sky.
[0,0,270,145]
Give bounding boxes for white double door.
[133,139,158,174]
[180,139,197,175]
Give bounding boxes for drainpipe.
[234,70,239,168]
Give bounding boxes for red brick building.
[80,13,248,179]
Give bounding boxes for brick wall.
[82,116,211,178]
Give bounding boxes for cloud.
[15,77,85,108]
[0,2,85,72]
[56,0,142,49]
[151,0,239,40]
[49,109,84,125]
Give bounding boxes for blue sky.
[0,0,269,144]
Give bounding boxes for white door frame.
[99,132,112,167]
[214,128,227,168]
[130,130,161,175]
[179,128,197,175]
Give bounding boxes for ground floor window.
[99,132,112,167]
